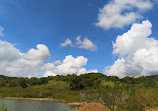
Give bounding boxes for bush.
[100,80,115,88]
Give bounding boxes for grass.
[1,103,7,111]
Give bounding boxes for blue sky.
[0,0,158,77]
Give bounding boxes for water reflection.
[0,99,81,111]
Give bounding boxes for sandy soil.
[1,97,55,101]
[66,102,85,106]
[0,97,83,106]
[145,107,158,111]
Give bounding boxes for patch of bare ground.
[66,102,85,106]
[1,97,55,101]
[145,107,158,111]
[78,102,111,111]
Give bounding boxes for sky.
[0,0,158,78]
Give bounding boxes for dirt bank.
[78,102,111,111]
[0,97,83,106]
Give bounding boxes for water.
[0,99,81,111]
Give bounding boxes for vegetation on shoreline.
[1,103,7,111]
[0,73,158,111]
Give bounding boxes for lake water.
[0,99,81,111]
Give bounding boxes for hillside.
[0,73,158,111]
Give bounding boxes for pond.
[0,98,81,111]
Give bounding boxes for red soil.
[78,102,111,111]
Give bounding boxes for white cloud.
[113,20,153,57]
[0,40,21,61]
[105,20,158,78]
[53,60,62,65]
[0,39,97,77]
[43,55,98,77]
[96,0,153,29]
[24,44,50,60]
[60,38,73,47]
[0,26,4,36]
[76,36,97,51]
[61,36,97,51]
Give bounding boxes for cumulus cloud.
[0,26,4,36]
[61,36,97,51]
[76,36,97,51]
[24,44,50,60]
[53,60,62,65]
[105,20,158,78]
[43,55,98,77]
[60,38,73,47]
[96,0,153,29]
[0,42,51,77]
[113,20,153,57]
[0,39,97,77]
[0,40,21,61]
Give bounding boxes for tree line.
[0,73,158,89]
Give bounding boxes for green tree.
[16,77,28,88]
[69,76,84,90]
